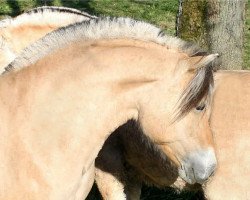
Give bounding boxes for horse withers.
[0,15,217,199]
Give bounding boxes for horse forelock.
[175,57,214,120]
[4,16,206,74]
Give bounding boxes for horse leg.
[95,133,127,200]
[124,180,141,200]
[95,167,127,200]
[75,162,95,200]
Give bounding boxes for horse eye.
[196,104,205,111]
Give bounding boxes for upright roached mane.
[4,17,215,117]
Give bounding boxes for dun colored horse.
[0,11,217,200]
[3,8,249,200]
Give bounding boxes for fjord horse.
[4,8,247,200]
[0,8,191,199]
[0,16,217,199]
[2,7,249,200]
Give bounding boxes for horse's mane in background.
[4,16,216,117]
[0,6,96,29]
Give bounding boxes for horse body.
[0,8,217,199]
[2,7,249,200]
[0,39,150,199]
[0,15,217,199]
[205,70,250,200]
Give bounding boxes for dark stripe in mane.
[25,6,96,19]
[182,42,208,57]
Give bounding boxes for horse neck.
[212,70,250,135]
[0,39,170,162]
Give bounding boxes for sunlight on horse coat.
[1,7,249,200]
[0,10,217,199]
[204,71,250,200]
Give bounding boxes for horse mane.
[175,52,215,119]
[4,17,215,117]
[0,6,96,29]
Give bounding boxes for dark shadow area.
[35,0,53,6]
[87,119,205,200]
[86,183,102,200]
[140,186,205,200]
[86,184,205,200]
[59,0,96,16]
[6,0,21,16]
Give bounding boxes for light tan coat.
[0,15,217,199]
[205,71,250,200]
[2,8,245,200]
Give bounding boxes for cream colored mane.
[0,6,96,29]
[5,17,204,72]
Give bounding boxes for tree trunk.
[177,0,246,70]
[176,0,209,50]
[207,0,246,69]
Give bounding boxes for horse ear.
[187,53,219,71]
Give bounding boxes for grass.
[0,0,248,199]
[0,0,178,35]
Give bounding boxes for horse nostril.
[191,167,197,181]
[180,148,217,184]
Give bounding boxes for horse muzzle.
[178,148,217,184]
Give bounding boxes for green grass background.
[0,0,249,199]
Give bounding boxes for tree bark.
[177,0,246,70]
[176,0,209,50]
[207,0,246,69]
